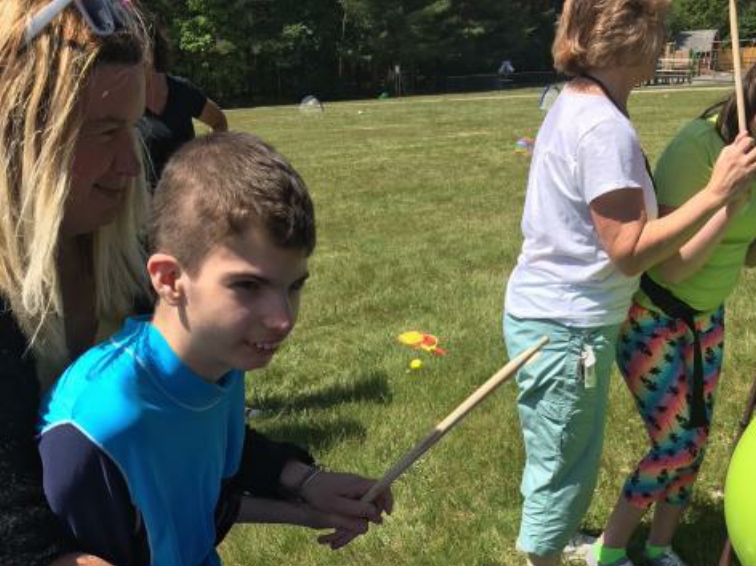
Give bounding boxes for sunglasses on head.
[25,0,127,45]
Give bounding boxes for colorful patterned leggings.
[615,300,725,508]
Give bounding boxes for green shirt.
[642,116,756,312]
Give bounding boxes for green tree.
[668,0,756,39]
[146,0,562,103]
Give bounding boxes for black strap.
[581,74,629,117]
[640,274,708,429]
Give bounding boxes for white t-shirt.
[505,89,658,327]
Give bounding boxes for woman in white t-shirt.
[503,2,756,566]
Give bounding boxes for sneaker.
[643,548,688,566]
[563,533,597,561]
[584,543,635,566]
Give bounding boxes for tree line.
[146,0,756,106]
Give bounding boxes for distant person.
[498,60,515,77]
[502,2,756,566]
[138,24,228,188]
[39,132,393,565]
[593,64,756,566]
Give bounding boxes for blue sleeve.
[39,424,150,566]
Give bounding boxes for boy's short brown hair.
[149,132,316,272]
[552,0,670,77]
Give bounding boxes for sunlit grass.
[217,85,744,566]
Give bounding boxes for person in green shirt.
[589,66,756,566]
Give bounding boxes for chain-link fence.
[445,71,559,93]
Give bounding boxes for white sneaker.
[563,533,597,561]
[644,547,688,566]
[583,544,635,566]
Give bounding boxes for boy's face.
[176,225,309,379]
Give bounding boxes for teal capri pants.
[503,314,620,556]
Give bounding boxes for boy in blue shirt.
[38,132,392,566]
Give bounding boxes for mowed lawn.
[216,85,755,566]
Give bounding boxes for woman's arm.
[48,555,117,566]
[591,133,756,276]
[198,99,228,132]
[236,496,371,550]
[591,187,720,276]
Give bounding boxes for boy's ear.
[147,253,184,306]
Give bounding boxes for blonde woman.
[502,2,756,566]
[0,2,149,564]
[1,2,388,565]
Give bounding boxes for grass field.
[216,85,755,566]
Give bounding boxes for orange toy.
[397,331,447,356]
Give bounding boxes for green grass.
[216,85,749,566]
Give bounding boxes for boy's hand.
[236,495,370,549]
[295,504,369,550]
[299,470,394,524]
[316,526,365,550]
[278,462,394,548]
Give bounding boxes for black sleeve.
[39,424,150,566]
[236,427,315,498]
[171,75,208,119]
[0,303,73,566]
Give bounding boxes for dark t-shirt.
[138,74,207,188]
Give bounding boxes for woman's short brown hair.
[553,0,670,77]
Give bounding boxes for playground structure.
[650,30,718,85]
[650,30,756,85]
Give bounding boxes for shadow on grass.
[625,497,728,566]
[257,416,367,451]
[253,370,392,412]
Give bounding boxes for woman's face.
[61,63,145,238]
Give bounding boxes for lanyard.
[581,74,629,117]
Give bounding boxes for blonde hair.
[0,0,149,383]
[553,0,670,77]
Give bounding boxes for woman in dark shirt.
[139,23,228,188]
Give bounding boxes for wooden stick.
[730,0,747,132]
[361,335,550,503]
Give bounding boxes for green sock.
[594,542,627,565]
[645,543,670,559]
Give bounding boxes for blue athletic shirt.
[38,317,246,566]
